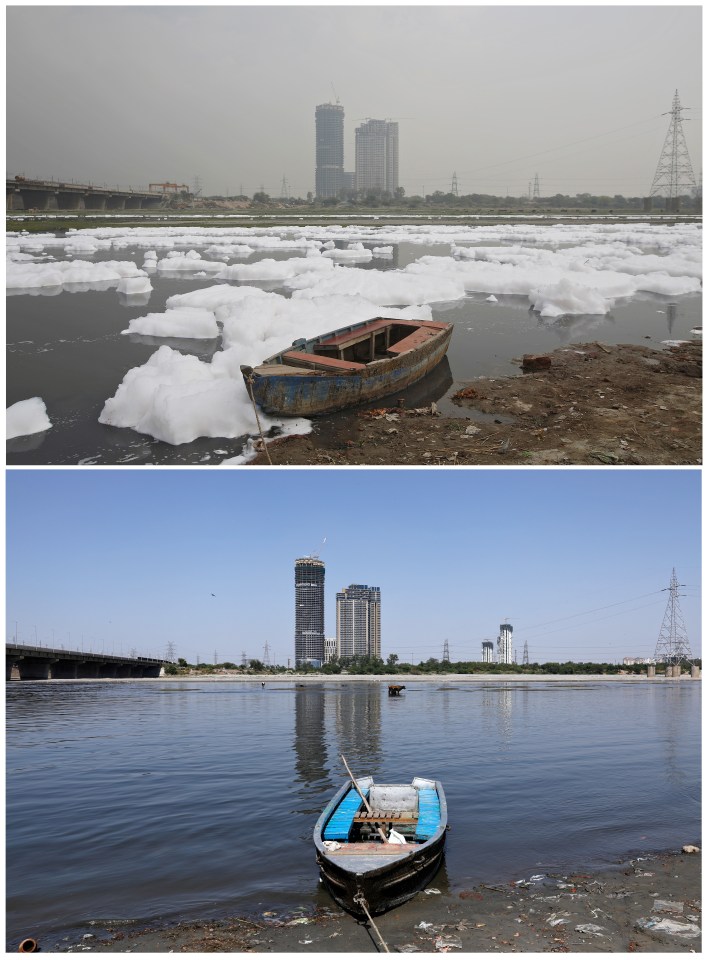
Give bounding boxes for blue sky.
[6,469,701,666]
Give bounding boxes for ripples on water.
[6,679,701,946]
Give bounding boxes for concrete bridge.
[6,643,168,681]
[6,177,170,213]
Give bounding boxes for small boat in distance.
[314,770,448,917]
[241,316,453,416]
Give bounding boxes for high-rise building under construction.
[355,119,399,195]
[336,584,381,660]
[295,556,325,666]
[497,622,513,664]
[315,102,345,199]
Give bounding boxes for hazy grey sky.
[6,4,702,198]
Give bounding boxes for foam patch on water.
[7,259,148,293]
[7,397,52,439]
[216,255,334,282]
[121,307,218,339]
[99,345,284,445]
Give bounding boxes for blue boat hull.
[243,322,453,416]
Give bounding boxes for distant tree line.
[224,189,701,213]
[164,654,700,677]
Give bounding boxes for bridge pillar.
[51,659,78,679]
[17,657,52,680]
[20,190,51,211]
[125,196,143,210]
[99,663,118,678]
[106,195,126,210]
[7,655,17,680]
[6,189,24,211]
[84,194,107,211]
[57,192,82,211]
[77,660,100,678]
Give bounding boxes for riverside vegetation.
[165,654,701,678]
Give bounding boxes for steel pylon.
[649,90,697,200]
[653,568,693,665]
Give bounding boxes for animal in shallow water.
[388,684,406,697]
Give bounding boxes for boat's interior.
[278,319,446,372]
[323,778,440,850]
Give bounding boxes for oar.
[341,753,388,842]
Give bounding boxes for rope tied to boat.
[242,367,273,465]
[353,892,390,953]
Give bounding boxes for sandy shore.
[61,849,701,953]
[160,673,697,684]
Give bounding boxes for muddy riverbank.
[248,339,702,466]
[60,848,701,953]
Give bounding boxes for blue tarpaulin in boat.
[415,788,441,841]
[324,787,369,841]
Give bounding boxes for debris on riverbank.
[60,849,700,953]
[248,339,701,466]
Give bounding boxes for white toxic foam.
[99,345,280,445]
[7,397,52,439]
[121,307,218,339]
[216,256,334,282]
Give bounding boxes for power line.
[519,590,665,635]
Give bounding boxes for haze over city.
[6,469,701,668]
[6,5,702,199]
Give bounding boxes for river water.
[6,240,701,465]
[6,678,701,948]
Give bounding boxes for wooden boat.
[240,317,453,416]
[314,775,448,917]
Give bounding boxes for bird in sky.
[211,593,216,597]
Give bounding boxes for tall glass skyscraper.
[315,103,345,199]
[294,556,325,666]
[336,584,381,660]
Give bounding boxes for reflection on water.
[292,683,384,800]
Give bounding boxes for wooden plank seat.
[326,842,420,855]
[386,327,440,356]
[282,351,365,371]
[315,319,415,350]
[353,811,418,823]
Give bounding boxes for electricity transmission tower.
[280,175,289,199]
[653,568,693,666]
[241,650,248,668]
[451,172,459,197]
[532,173,540,201]
[263,640,271,667]
[442,639,450,662]
[649,90,697,209]
[522,639,529,666]
[165,641,176,663]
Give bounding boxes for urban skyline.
[315,105,400,200]
[6,6,701,199]
[6,470,701,669]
